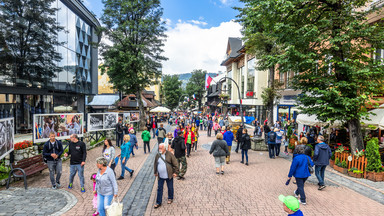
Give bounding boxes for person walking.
[207,118,213,136]
[235,125,244,153]
[157,123,167,144]
[129,129,137,157]
[199,118,203,130]
[64,134,87,192]
[287,145,314,205]
[94,157,118,216]
[223,126,234,164]
[267,127,277,159]
[163,132,174,153]
[173,125,180,139]
[192,123,199,152]
[313,135,332,190]
[264,123,271,145]
[275,128,283,157]
[213,120,220,136]
[209,133,229,175]
[151,116,158,138]
[240,128,251,165]
[171,131,187,180]
[43,132,63,189]
[117,135,134,180]
[146,119,152,133]
[142,127,151,154]
[203,117,208,131]
[184,127,195,157]
[115,119,124,147]
[153,144,179,208]
[102,139,116,173]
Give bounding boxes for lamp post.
[177,94,189,112]
[219,77,244,126]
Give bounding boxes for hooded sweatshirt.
[313,142,332,166]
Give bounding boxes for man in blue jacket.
[313,135,332,190]
[223,126,234,164]
[267,127,277,159]
[43,132,63,189]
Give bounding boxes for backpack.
[268,132,276,142]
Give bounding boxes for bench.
[6,154,48,190]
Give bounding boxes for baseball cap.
[278,195,299,212]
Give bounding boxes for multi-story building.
[220,37,268,121]
[0,0,100,134]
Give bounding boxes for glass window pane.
[57,46,69,91]
[68,9,77,52]
[57,1,68,47]
[68,50,77,91]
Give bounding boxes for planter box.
[289,138,298,145]
[334,165,348,174]
[348,171,362,178]
[329,160,335,168]
[251,137,268,151]
[367,171,384,182]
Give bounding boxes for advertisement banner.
[34,113,84,143]
[88,113,118,132]
[0,118,14,160]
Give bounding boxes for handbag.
[106,197,123,216]
[307,157,314,174]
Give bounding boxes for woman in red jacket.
[184,126,195,157]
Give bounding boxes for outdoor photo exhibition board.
[118,112,130,124]
[0,118,14,160]
[130,112,140,122]
[34,113,84,143]
[88,113,118,132]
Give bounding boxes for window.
[374,48,384,62]
[240,67,244,97]
[5,94,9,102]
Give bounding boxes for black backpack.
[268,132,276,142]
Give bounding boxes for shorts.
[214,156,226,167]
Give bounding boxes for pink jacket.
[213,123,220,130]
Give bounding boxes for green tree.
[0,0,63,86]
[162,75,182,110]
[236,2,282,126]
[238,0,384,153]
[99,0,168,128]
[186,69,206,110]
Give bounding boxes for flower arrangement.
[335,144,350,153]
[14,140,33,150]
[355,149,365,159]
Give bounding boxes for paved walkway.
[145,131,384,216]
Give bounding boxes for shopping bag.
[106,197,123,216]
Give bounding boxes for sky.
[83,0,243,75]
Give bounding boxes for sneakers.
[81,187,86,193]
[68,183,73,189]
[299,200,306,205]
[318,185,326,190]
[130,170,135,177]
[177,176,185,180]
[245,162,249,166]
[117,176,124,180]
[294,190,299,198]
[56,182,61,188]
[240,161,244,164]
[220,171,224,175]
[52,185,57,190]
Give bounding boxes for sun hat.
[278,195,299,212]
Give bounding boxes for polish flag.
[205,74,213,89]
[193,94,196,100]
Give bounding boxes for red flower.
[362,149,365,152]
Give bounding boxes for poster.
[118,112,130,125]
[130,112,140,122]
[87,113,118,132]
[34,113,84,143]
[0,118,14,160]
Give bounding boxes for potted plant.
[334,158,348,174]
[288,142,295,153]
[348,167,363,178]
[329,152,335,168]
[365,138,384,182]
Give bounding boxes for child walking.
[91,173,99,216]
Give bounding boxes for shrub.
[366,138,383,172]
[341,160,347,168]
[335,157,340,165]
[331,152,335,160]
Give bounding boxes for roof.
[221,38,243,66]
[87,95,119,106]
[207,91,220,97]
[117,93,157,108]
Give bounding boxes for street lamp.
[219,77,244,126]
[177,94,189,112]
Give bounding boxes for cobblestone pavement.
[145,131,384,216]
[1,126,161,215]
[0,187,76,216]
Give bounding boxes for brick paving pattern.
[146,131,384,216]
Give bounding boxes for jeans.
[156,177,174,205]
[226,146,232,162]
[144,141,150,153]
[69,164,84,188]
[130,143,135,156]
[97,194,114,216]
[120,158,132,177]
[241,149,248,163]
[193,139,198,150]
[152,128,156,138]
[315,165,327,186]
[268,144,276,158]
[116,132,123,147]
[235,141,242,152]
[200,124,203,130]
[47,159,62,187]
[186,143,192,156]
[275,143,281,156]
[207,127,212,136]
[295,177,308,203]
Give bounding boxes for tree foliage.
[0,0,62,86]
[237,0,384,152]
[99,0,167,127]
[186,69,207,109]
[162,75,183,110]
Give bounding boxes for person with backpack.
[43,132,64,189]
[223,126,234,164]
[115,118,124,147]
[268,127,277,159]
[207,118,213,136]
[240,128,251,166]
[275,128,283,157]
[313,135,332,190]
[264,123,271,145]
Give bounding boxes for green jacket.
[141,130,151,142]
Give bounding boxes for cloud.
[162,20,242,75]
[189,20,208,26]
